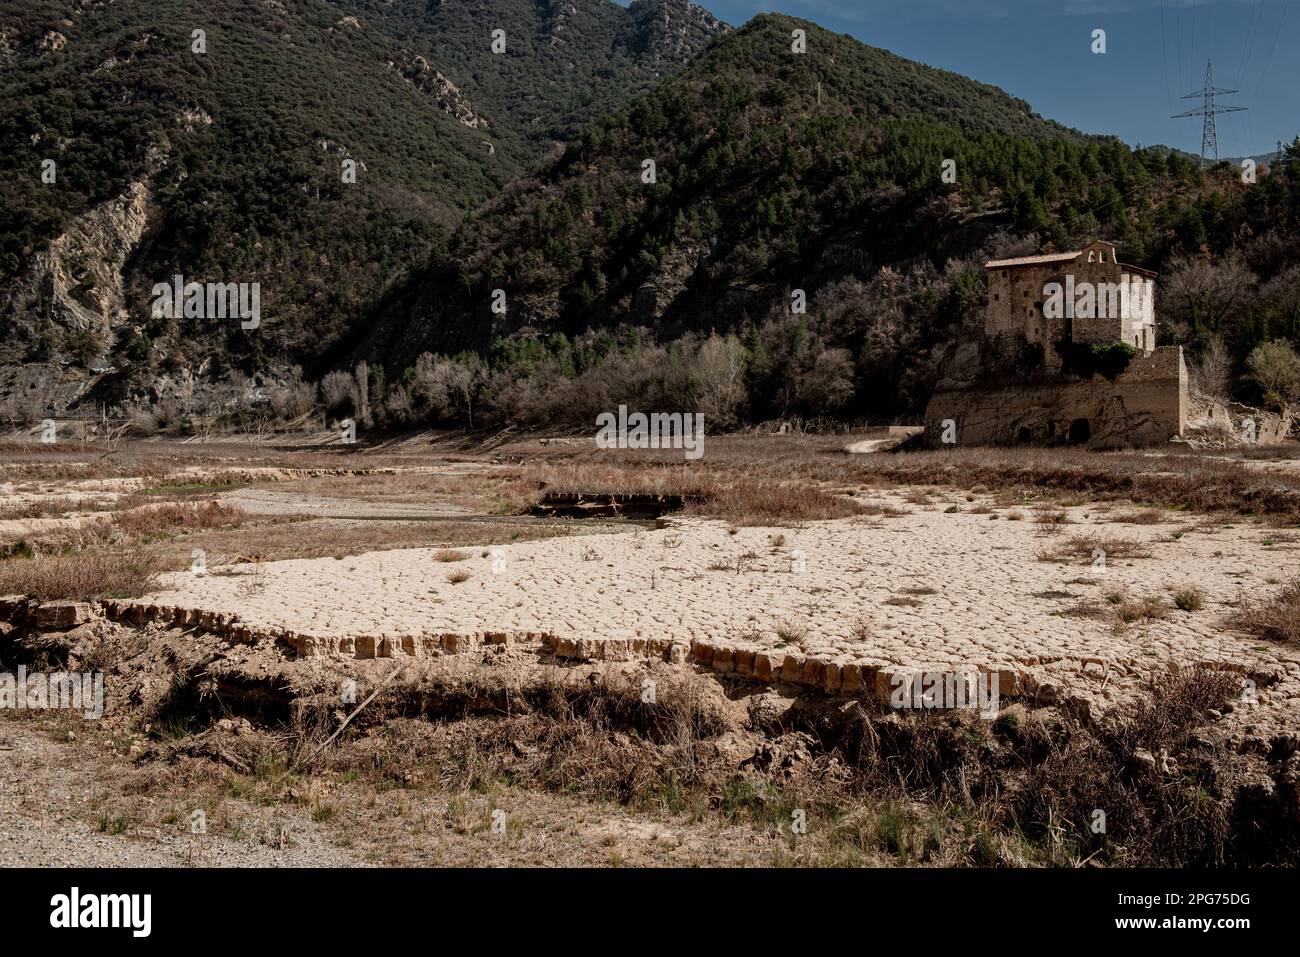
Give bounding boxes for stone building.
[984,239,1157,369]
[923,240,1187,448]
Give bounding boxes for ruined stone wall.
[1114,345,1186,435]
[923,345,1187,449]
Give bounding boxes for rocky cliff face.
[617,0,729,66]
[0,145,166,365]
[0,25,17,65]
[388,52,489,130]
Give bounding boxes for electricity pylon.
[1172,60,1247,168]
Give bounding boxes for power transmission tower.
[1172,59,1247,168]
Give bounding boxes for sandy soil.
[130,490,1300,712]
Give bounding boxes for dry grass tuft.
[1112,508,1169,525]
[1173,587,1204,612]
[1037,533,1153,564]
[1235,577,1300,642]
[113,500,246,536]
[0,545,163,600]
[1113,595,1169,625]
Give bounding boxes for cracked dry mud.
[129,492,1300,714]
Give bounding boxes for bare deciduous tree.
[1193,334,1232,400]
[693,333,746,426]
[1163,252,1257,342]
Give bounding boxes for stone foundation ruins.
[926,344,1188,448]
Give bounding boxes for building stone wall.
[984,241,1156,368]
[984,260,1069,367]
[923,238,1184,449]
[924,346,1187,449]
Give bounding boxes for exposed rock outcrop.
[617,0,730,67]
[0,145,166,351]
[387,52,488,130]
[1183,395,1291,447]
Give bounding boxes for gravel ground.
[0,720,364,867]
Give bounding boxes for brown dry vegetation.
[0,496,118,520]
[0,501,250,599]
[2,501,247,558]
[20,625,1277,867]
[0,546,164,601]
[113,501,247,536]
[520,462,870,525]
[1036,533,1154,564]
[492,436,1300,526]
[1235,577,1300,642]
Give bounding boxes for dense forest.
[360,14,1300,430]
[0,0,723,402]
[2,4,1298,433]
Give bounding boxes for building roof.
[983,248,1159,279]
[984,251,1082,269]
[1119,262,1159,279]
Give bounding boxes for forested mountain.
[0,0,724,410]
[330,0,729,159]
[3,4,1298,431]
[368,14,1300,428]
[370,13,1096,362]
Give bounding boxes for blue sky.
[654,0,1298,157]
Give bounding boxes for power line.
[1160,1,1174,116]
[1175,1,1184,94]
[1250,0,1289,108]
[1233,0,1265,92]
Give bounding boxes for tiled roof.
[984,251,1082,269]
[984,251,1159,279]
[1118,262,1159,278]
